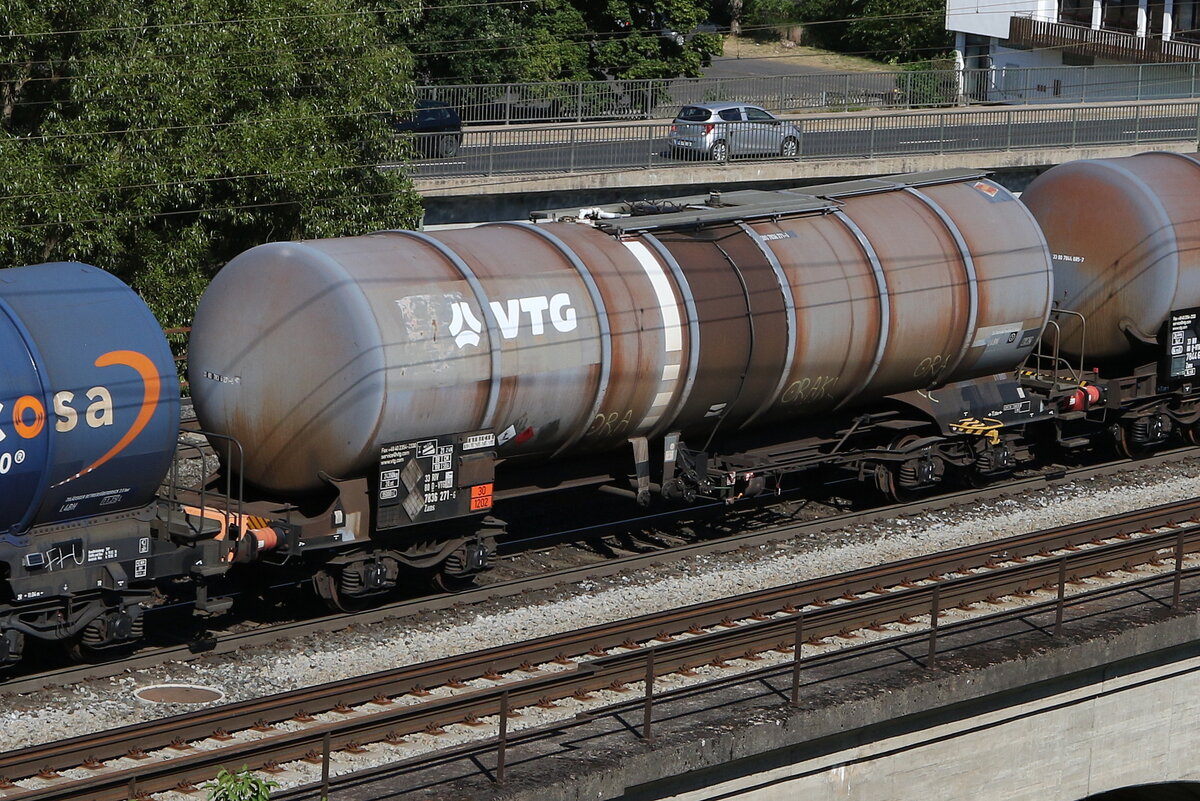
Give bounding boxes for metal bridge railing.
[416,63,1200,124]
[399,100,1200,179]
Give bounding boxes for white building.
[945,0,1200,100]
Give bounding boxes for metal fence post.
[643,648,655,744]
[1082,66,1088,103]
[869,115,877,158]
[576,82,584,123]
[487,130,495,177]
[321,731,331,797]
[790,613,804,706]
[1006,109,1013,151]
[1055,557,1067,637]
[569,126,577,173]
[1135,103,1142,145]
[1138,63,1143,101]
[927,582,940,668]
[1173,526,1185,609]
[497,690,509,782]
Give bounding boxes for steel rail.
[5,495,1200,799]
[5,447,1192,698]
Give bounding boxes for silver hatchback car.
[667,102,801,161]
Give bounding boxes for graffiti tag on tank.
[913,354,952,380]
[780,375,840,405]
[585,409,633,438]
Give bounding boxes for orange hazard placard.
[470,483,493,511]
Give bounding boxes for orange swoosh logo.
[52,350,161,487]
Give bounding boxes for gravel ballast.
[2,458,1198,755]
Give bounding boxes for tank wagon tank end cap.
[1021,151,1200,361]
[189,240,388,493]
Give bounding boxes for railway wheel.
[875,434,943,503]
[432,570,479,593]
[63,609,143,662]
[313,565,385,613]
[966,442,1015,488]
[431,539,490,593]
[1183,420,1200,446]
[1113,414,1171,459]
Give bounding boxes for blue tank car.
[0,263,239,666]
[0,262,180,537]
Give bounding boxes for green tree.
[0,0,423,326]
[792,0,951,63]
[407,0,590,84]
[845,0,952,62]
[406,0,722,84]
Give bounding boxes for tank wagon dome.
[0,262,180,537]
[1020,150,1200,361]
[189,171,1054,494]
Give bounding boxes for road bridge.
[413,100,1200,224]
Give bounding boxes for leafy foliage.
[0,0,423,326]
[793,0,951,63]
[204,766,279,801]
[406,0,722,83]
[846,0,953,62]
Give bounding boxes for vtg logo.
[449,293,578,350]
[0,350,161,482]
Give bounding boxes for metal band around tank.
[735,221,798,428]
[620,238,685,434]
[382,230,503,429]
[829,209,890,411]
[902,187,979,382]
[639,233,702,438]
[494,222,614,458]
[1003,181,1055,333]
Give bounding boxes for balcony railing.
[1008,15,1200,62]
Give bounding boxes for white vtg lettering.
[449,292,578,349]
[54,388,114,433]
[490,293,577,340]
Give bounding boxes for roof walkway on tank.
[529,168,991,234]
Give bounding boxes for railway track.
[2,446,1196,698]
[4,492,1200,800]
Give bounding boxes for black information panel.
[1162,307,1200,388]
[375,431,496,530]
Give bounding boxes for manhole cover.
[134,684,225,704]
